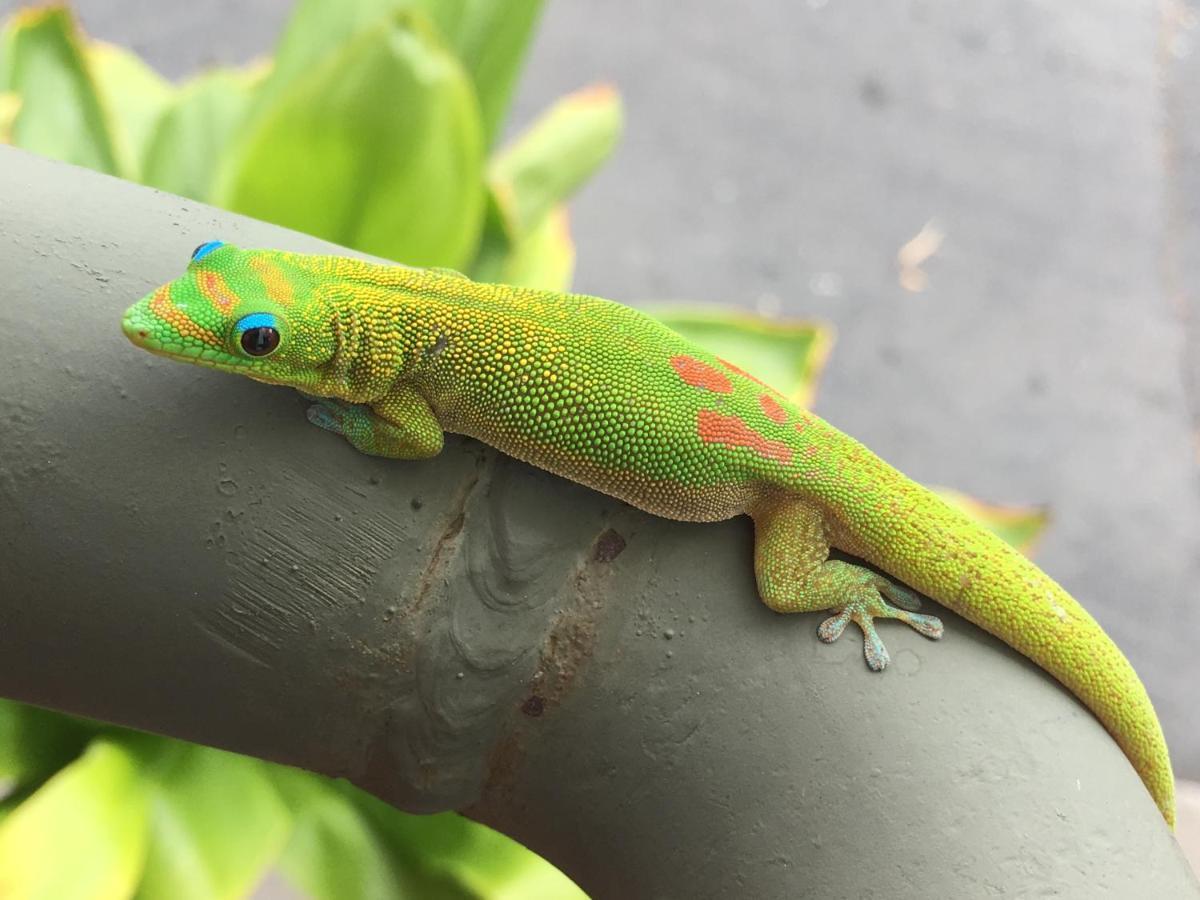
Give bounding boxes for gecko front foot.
[303,390,444,460]
[817,585,944,671]
[306,397,373,440]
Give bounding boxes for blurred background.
[1,0,1198,894]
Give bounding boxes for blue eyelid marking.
[191,240,225,262]
[235,313,279,333]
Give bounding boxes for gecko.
[122,240,1175,827]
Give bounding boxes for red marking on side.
[697,409,793,465]
[671,355,733,393]
[758,393,789,423]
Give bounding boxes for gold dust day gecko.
[122,241,1175,827]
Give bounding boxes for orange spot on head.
[758,393,789,423]
[250,256,295,305]
[149,285,222,347]
[696,409,793,465]
[671,355,733,393]
[200,271,239,314]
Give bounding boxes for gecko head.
[122,241,341,393]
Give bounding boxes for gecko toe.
[877,578,923,612]
[817,608,852,643]
[893,609,944,640]
[854,614,890,670]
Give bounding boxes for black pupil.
[241,326,280,356]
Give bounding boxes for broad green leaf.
[500,204,575,291]
[86,40,173,180]
[935,488,1049,555]
[0,738,149,900]
[468,190,515,282]
[135,743,291,900]
[424,0,545,147]
[142,65,263,201]
[341,783,585,900]
[218,11,485,268]
[0,699,96,787]
[4,5,120,175]
[255,0,405,116]
[489,83,622,237]
[648,307,834,407]
[272,769,417,900]
[266,0,543,148]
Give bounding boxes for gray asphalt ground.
[4,0,1197,804]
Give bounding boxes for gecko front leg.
[305,385,444,460]
[750,497,943,670]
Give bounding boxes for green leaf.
[275,770,584,900]
[85,40,173,180]
[265,0,544,149]
[648,307,834,406]
[424,0,545,147]
[489,83,622,237]
[142,65,262,201]
[256,0,405,117]
[0,699,97,788]
[500,204,575,291]
[134,743,291,900]
[3,5,120,175]
[217,10,485,268]
[341,783,585,900]
[935,488,1050,555]
[0,738,149,900]
[273,769,418,900]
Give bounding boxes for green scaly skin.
[122,243,1175,827]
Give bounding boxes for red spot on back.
[671,355,733,393]
[758,393,789,423]
[697,409,793,465]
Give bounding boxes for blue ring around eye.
[192,240,225,262]
[235,313,279,334]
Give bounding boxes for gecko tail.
[933,544,1176,829]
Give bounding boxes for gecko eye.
[191,240,224,262]
[234,313,281,357]
[241,327,280,356]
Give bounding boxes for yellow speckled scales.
[122,243,1175,827]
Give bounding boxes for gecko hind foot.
[817,590,943,671]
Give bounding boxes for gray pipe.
[0,146,1194,897]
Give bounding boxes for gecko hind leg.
[751,498,943,671]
